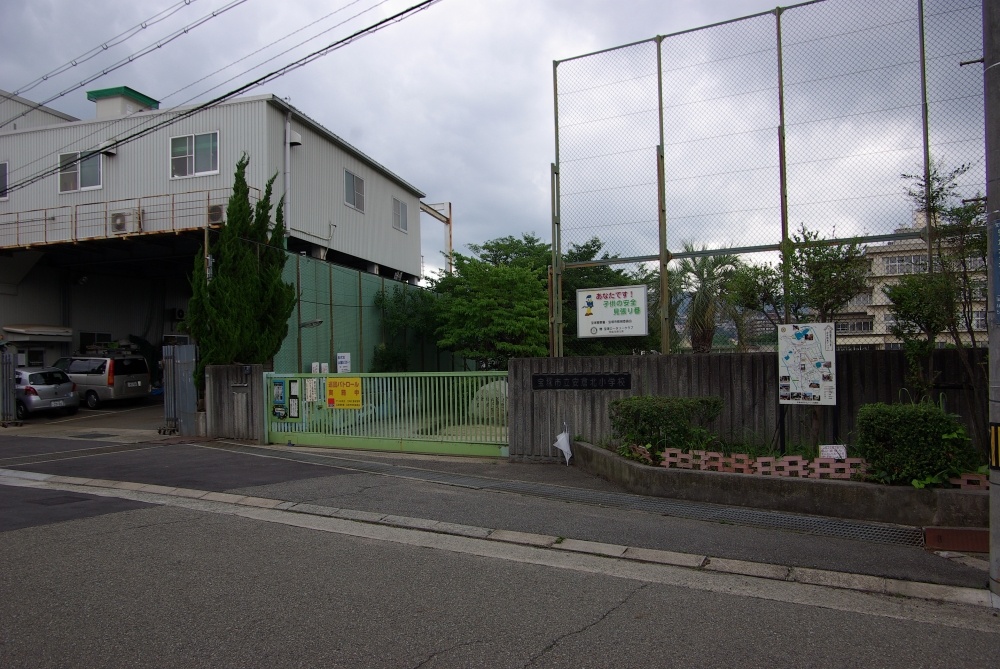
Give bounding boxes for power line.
[0,0,250,130]
[3,0,445,196]
[158,0,390,106]
[1,0,200,100]
[4,0,387,189]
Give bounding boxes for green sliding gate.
[263,372,509,457]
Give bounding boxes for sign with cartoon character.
[576,285,649,338]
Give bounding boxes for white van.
[53,355,151,409]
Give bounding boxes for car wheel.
[85,391,100,409]
[15,401,28,421]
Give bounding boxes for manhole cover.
[27,495,90,506]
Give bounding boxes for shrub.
[609,395,723,464]
[854,401,981,485]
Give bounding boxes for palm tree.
[677,244,739,353]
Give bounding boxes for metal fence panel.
[161,344,198,436]
[0,352,16,424]
[263,372,508,457]
[552,0,986,354]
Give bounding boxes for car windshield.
[28,371,70,386]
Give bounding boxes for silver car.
[14,367,80,420]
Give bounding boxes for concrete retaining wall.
[572,440,988,528]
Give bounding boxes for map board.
[778,323,836,406]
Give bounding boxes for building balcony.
[0,188,251,249]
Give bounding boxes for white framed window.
[973,310,987,331]
[345,170,365,212]
[171,132,219,178]
[884,254,927,275]
[59,152,102,192]
[835,319,874,333]
[0,161,7,200]
[393,198,407,232]
[845,291,872,308]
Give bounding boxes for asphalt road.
[1,407,998,667]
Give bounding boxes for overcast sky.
[0,0,791,277]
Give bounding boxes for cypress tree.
[185,154,296,389]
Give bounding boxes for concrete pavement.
[0,425,993,599]
[0,464,996,609]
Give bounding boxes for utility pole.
[983,0,999,603]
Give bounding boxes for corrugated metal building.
[0,86,426,368]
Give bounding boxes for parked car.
[53,355,151,409]
[14,367,80,419]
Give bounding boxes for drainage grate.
[72,432,116,440]
[206,443,924,547]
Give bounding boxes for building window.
[393,198,407,232]
[964,256,987,272]
[171,132,218,178]
[345,170,365,212]
[884,255,927,275]
[884,313,897,328]
[973,310,987,331]
[845,291,872,308]
[0,162,7,199]
[59,152,102,192]
[835,319,874,333]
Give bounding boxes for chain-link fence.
[552,0,985,355]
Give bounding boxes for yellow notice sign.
[326,377,362,409]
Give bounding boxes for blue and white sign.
[778,323,836,406]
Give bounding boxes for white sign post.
[576,285,649,338]
[777,323,836,406]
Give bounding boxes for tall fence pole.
[918,0,935,268]
[775,7,790,454]
[656,36,671,355]
[550,58,564,358]
[983,0,1000,602]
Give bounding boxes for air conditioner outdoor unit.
[207,204,225,226]
[110,209,138,234]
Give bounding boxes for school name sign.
[576,285,649,338]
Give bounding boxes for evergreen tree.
[185,155,296,388]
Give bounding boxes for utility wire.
[1,0,200,100]
[0,0,249,130]
[4,0,388,188]
[158,0,388,106]
[3,0,444,196]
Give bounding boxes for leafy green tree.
[467,233,551,270]
[887,162,988,454]
[430,238,548,370]
[185,155,296,388]
[723,225,869,329]
[786,225,870,322]
[884,272,957,396]
[723,262,783,349]
[372,284,438,372]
